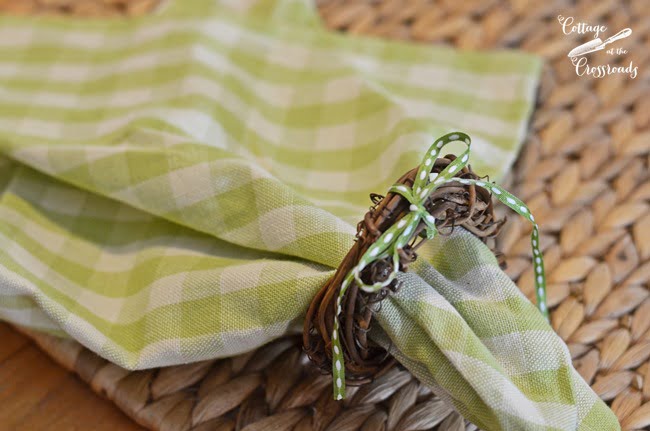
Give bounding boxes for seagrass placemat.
[4,0,650,429]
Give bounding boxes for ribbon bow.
[330,132,548,400]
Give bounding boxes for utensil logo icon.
[558,16,638,79]
[568,28,632,58]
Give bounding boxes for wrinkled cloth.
[0,0,618,429]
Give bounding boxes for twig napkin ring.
[303,132,547,400]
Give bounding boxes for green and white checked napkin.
[0,0,618,429]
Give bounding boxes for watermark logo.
[558,15,638,79]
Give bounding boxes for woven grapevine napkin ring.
[302,132,548,400]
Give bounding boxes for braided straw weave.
[5,0,650,429]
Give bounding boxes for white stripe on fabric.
[445,351,576,429]
[481,330,572,375]
[0,305,60,331]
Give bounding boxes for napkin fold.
[0,0,618,429]
[374,232,617,430]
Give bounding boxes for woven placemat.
[5,0,650,430]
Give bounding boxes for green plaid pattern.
[0,0,618,429]
[374,232,617,430]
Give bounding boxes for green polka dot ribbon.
[330,132,548,400]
